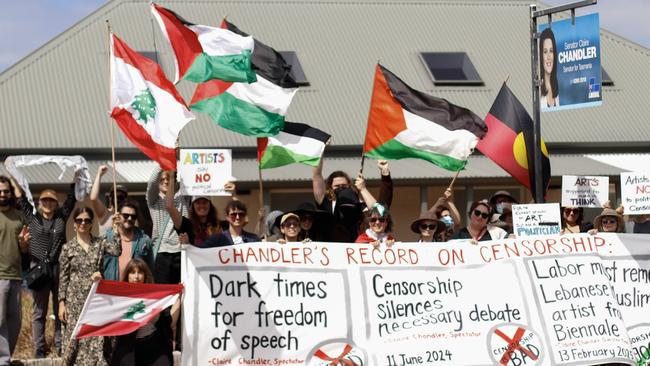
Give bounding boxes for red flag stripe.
[95,280,183,299]
[151,3,202,81]
[111,108,179,170]
[111,34,189,108]
[190,79,233,105]
[363,64,408,153]
[257,137,269,162]
[76,307,164,338]
[477,113,531,188]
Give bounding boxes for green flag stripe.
[260,144,321,169]
[365,138,467,171]
[184,51,256,83]
[191,92,284,137]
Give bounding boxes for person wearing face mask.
[489,190,518,231]
[9,173,78,358]
[429,188,462,240]
[103,201,153,281]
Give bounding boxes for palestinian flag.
[257,122,331,169]
[363,64,487,171]
[72,280,183,339]
[190,20,299,137]
[151,3,255,84]
[110,34,194,170]
[476,83,551,198]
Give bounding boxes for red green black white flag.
[257,122,331,169]
[363,64,487,171]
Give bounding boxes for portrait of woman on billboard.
[539,27,560,109]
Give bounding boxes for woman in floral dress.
[58,207,122,366]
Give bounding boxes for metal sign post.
[529,0,597,203]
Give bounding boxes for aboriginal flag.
[476,84,551,199]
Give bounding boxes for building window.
[420,52,484,86]
[279,51,309,86]
[601,67,613,86]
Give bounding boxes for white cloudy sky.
[0,0,648,72]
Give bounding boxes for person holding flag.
[58,207,122,366]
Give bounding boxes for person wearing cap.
[8,173,78,358]
[276,213,305,243]
[489,190,518,231]
[164,172,235,247]
[291,202,331,241]
[90,165,129,236]
[355,203,395,248]
[589,208,625,234]
[102,200,153,281]
[204,200,261,247]
[410,211,446,242]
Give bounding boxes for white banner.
[561,175,609,208]
[181,234,650,366]
[178,149,232,196]
[512,203,562,237]
[621,172,650,215]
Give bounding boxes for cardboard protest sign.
[512,203,562,237]
[561,175,609,208]
[181,234,650,366]
[178,149,232,196]
[538,13,602,111]
[621,172,650,215]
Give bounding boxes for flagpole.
[447,169,462,191]
[107,20,119,213]
[257,164,267,240]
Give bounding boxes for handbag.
[26,258,52,290]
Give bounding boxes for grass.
[13,288,57,360]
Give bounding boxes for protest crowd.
[1,154,649,365]
[1,2,648,365]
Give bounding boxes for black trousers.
[153,252,181,284]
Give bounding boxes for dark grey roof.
[1,0,650,153]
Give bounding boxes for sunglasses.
[564,208,580,215]
[0,189,11,195]
[602,218,618,225]
[282,221,299,228]
[229,211,246,219]
[121,213,137,221]
[419,223,438,231]
[74,218,92,225]
[473,210,490,219]
[369,217,386,223]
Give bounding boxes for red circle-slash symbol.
[495,327,539,365]
[313,344,359,366]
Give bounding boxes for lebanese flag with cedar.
[110,34,194,170]
[72,280,183,339]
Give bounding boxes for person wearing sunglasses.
[355,204,395,248]
[589,208,625,234]
[451,200,507,243]
[560,206,593,234]
[58,207,122,366]
[204,201,260,247]
[410,211,446,242]
[102,201,153,281]
[275,213,306,244]
[8,172,78,358]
